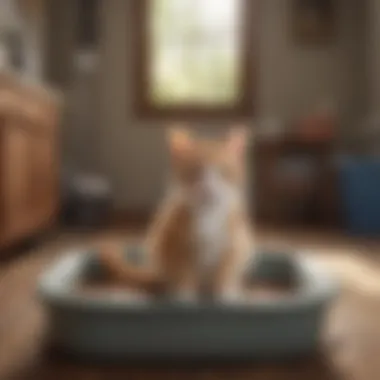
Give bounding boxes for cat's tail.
[97,243,166,293]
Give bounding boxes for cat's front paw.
[173,289,198,305]
[218,287,246,305]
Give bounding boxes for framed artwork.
[292,0,336,45]
[1,30,24,71]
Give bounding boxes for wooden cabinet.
[0,72,61,247]
[253,136,340,229]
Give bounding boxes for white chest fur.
[192,202,230,271]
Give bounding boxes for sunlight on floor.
[313,254,380,296]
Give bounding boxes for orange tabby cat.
[99,126,253,302]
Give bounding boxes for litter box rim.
[37,247,339,314]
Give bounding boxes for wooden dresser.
[253,135,340,229]
[0,71,61,248]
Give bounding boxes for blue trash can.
[339,157,380,236]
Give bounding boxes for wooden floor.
[2,227,380,380]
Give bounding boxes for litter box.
[37,246,338,361]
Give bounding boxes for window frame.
[133,0,256,121]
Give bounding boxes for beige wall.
[368,0,380,112]
[96,0,367,209]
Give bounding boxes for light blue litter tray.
[37,247,338,361]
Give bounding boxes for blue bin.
[339,157,380,236]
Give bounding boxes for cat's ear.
[167,125,194,159]
[226,125,250,158]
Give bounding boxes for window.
[134,0,255,120]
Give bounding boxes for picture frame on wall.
[1,30,25,71]
[292,0,336,46]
